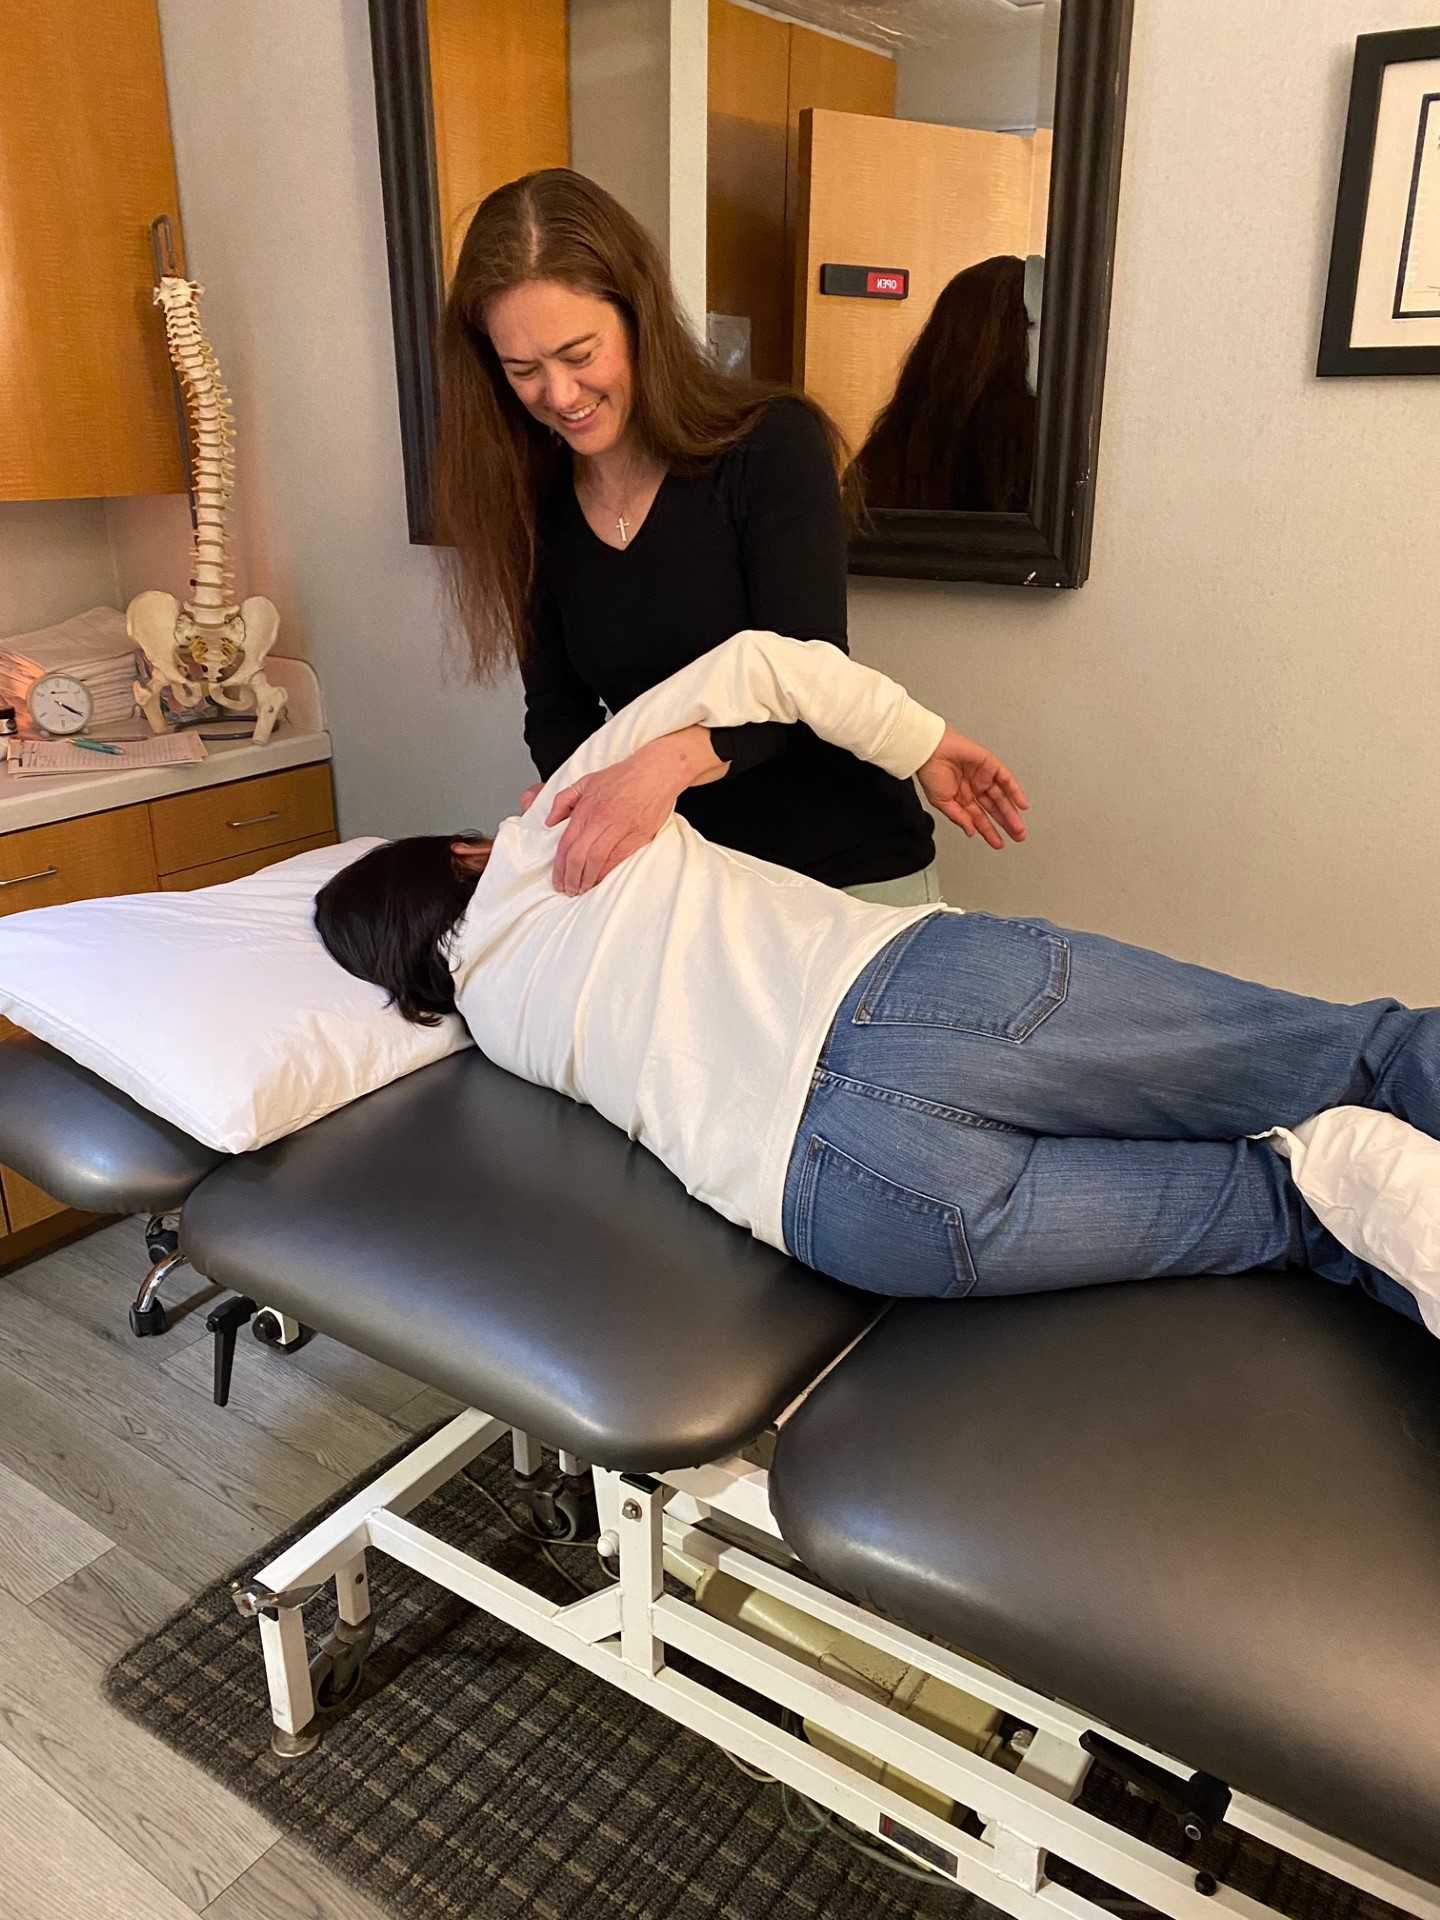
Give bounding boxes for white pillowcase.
[1267,1108,1440,1337]
[0,838,471,1153]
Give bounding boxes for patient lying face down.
[315,632,1440,1331]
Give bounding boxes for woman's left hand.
[545,727,724,894]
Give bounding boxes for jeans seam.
[812,1068,1024,1134]
[791,1133,822,1268]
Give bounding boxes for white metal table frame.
[241,1410,1440,1920]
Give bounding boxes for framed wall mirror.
[371,0,1133,586]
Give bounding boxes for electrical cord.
[473,1476,959,1889]
[464,1474,598,1598]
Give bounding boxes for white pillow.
[1267,1109,1440,1338]
[0,838,471,1152]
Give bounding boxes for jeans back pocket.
[790,1134,977,1300]
[854,912,1069,1043]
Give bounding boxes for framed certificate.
[1319,25,1440,376]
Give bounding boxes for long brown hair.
[433,167,846,682]
[850,255,1037,515]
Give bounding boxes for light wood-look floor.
[0,1216,465,1919]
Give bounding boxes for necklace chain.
[579,455,653,548]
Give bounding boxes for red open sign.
[819,264,910,300]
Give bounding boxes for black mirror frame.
[369,0,1134,588]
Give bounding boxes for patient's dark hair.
[314,835,491,1026]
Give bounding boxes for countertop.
[0,658,330,834]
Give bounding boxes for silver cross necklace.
[582,453,653,549]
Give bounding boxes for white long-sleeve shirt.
[453,632,947,1251]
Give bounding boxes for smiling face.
[486,279,635,458]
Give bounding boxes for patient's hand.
[545,728,725,894]
[917,728,1029,850]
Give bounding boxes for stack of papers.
[8,734,209,777]
[0,606,139,733]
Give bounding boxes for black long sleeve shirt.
[519,397,934,888]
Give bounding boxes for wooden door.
[707,2,895,385]
[793,109,1034,453]
[707,0,790,382]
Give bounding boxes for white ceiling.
[739,0,1055,54]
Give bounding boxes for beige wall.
[857,0,1439,1008]
[108,0,1438,1011]
[0,503,117,637]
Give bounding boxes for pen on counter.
[72,737,124,756]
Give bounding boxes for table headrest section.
[0,1034,223,1214]
[183,1049,875,1466]
[770,1275,1440,1885]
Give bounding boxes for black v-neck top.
[519,397,933,888]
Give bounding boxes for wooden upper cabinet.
[0,0,187,501]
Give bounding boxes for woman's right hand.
[916,727,1029,849]
[519,782,543,815]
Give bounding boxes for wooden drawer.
[0,806,156,916]
[149,764,335,875]
[160,831,338,892]
[1,1165,64,1232]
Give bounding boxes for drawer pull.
[0,865,59,890]
[226,809,282,831]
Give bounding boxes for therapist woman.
[430,167,940,903]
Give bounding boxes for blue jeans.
[781,912,1439,1324]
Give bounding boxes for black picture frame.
[1318,25,1440,379]
[369,0,1134,587]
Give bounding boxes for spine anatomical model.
[127,276,287,743]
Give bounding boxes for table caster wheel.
[129,1299,169,1338]
[311,1649,365,1711]
[530,1482,598,1543]
[309,1619,371,1711]
[252,1310,313,1353]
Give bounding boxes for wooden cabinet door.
[0,807,157,917]
[149,765,336,875]
[0,1166,65,1233]
[160,831,338,892]
[0,0,186,499]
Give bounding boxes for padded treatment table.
[179,1049,875,1464]
[0,1032,222,1214]
[770,1281,1440,1886]
[3,1030,1440,1909]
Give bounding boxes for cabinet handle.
[226,810,281,831]
[0,865,58,890]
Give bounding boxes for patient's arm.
[527,630,1026,885]
[536,631,944,814]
